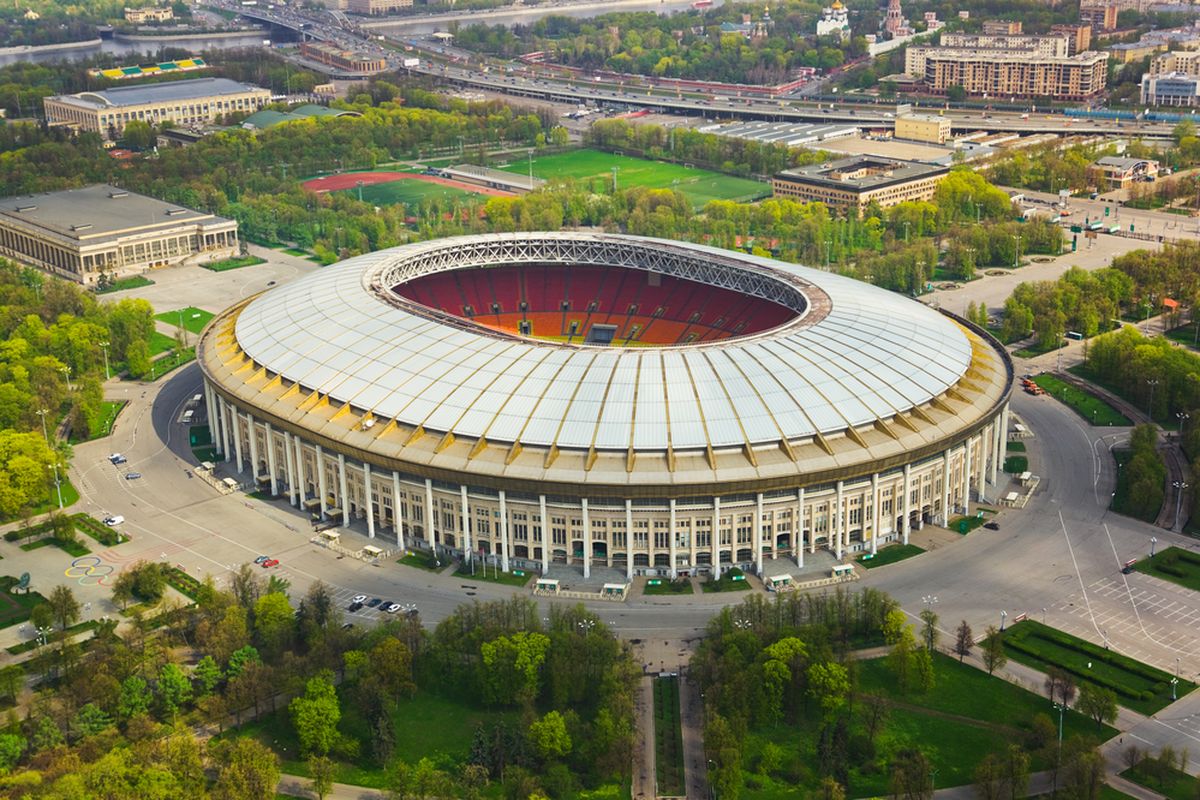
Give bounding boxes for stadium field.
[495,149,769,208]
[339,179,484,207]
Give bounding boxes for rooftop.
[48,77,268,110]
[1095,156,1158,168]
[775,157,948,191]
[697,121,858,146]
[0,184,229,244]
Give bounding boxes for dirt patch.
[301,171,516,198]
[1031,256,1055,263]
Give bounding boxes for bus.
[1108,225,1120,234]
[1087,221,1104,231]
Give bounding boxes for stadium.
[198,233,1013,580]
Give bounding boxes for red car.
[262,559,280,568]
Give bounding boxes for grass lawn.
[1031,374,1131,426]
[997,620,1194,715]
[742,653,1113,798]
[19,537,90,557]
[653,676,685,797]
[497,148,769,209]
[858,543,925,568]
[0,577,48,629]
[96,275,153,294]
[202,255,267,272]
[148,330,178,356]
[1007,441,1027,452]
[1121,761,1200,800]
[397,550,443,572]
[1004,456,1029,473]
[282,247,310,257]
[142,347,196,381]
[700,570,752,593]
[338,178,481,207]
[234,692,516,789]
[20,479,80,519]
[644,578,695,595]
[155,307,215,335]
[1164,324,1200,352]
[454,563,532,587]
[1132,546,1200,592]
[70,400,126,443]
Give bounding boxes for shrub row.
[165,567,202,601]
[1004,637,1151,701]
[71,514,121,546]
[1014,625,1170,684]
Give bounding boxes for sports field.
[341,179,482,207]
[495,149,769,208]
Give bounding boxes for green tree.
[529,710,573,760]
[157,662,193,720]
[807,662,851,721]
[981,625,1006,675]
[953,620,973,662]
[253,591,294,654]
[72,703,113,738]
[0,665,23,705]
[289,672,341,757]
[919,608,939,652]
[213,738,280,800]
[1075,684,1118,727]
[46,584,80,631]
[29,602,53,634]
[309,754,335,800]
[194,655,223,696]
[889,747,932,800]
[0,732,23,772]
[118,675,151,720]
[480,630,550,706]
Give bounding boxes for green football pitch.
[338,179,484,207]
[495,149,769,208]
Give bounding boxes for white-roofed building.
[199,233,1012,581]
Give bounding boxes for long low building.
[44,77,271,140]
[198,233,1012,580]
[771,157,949,212]
[1142,71,1200,105]
[0,184,238,286]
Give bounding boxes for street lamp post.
[1172,677,1179,701]
[1146,378,1160,420]
[1174,481,1189,532]
[1012,234,1022,269]
[99,341,110,381]
[1000,609,1007,631]
[824,239,832,270]
[36,408,49,444]
[48,463,64,510]
[60,365,72,392]
[1151,535,1158,558]
[903,221,910,244]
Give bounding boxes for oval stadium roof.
[233,233,973,453]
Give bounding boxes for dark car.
[983,521,1000,531]
[348,601,363,612]
[367,598,382,608]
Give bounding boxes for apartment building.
[771,157,949,213]
[915,49,1107,99]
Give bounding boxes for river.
[0,32,271,66]
[363,0,717,35]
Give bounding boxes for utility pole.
[99,341,110,381]
[36,408,49,443]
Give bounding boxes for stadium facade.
[198,233,1012,578]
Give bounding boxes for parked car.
[351,594,367,604]
[367,598,382,608]
[984,521,1000,531]
[254,555,270,564]
[124,472,142,480]
[102,515,124,526]
[348,601,363,612]
[384,603,402,613]
[108,453,127,465]
[262,559,280,568]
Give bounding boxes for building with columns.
[198,234,1012,581]
[0,184,239,286]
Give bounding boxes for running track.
[301,171,515,198]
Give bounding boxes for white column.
[247,415,260,483]
[392,471,406,550]
[992,417,1003,487]
[625,499,634,581]
[265,423,278,497]
[941,449,952,525]
[294,435,305,506]
[499,490,510,572]
[337,453,349,527]
[539,494,549,575]
[903,463,912,545]
[668,499,678,580]
[977,433,988,503]
[364,463,375,539]
[424,478,435,551]
[230,405,244,475]
[962,439,972,512]
[316,445,328,518]
[834,481,844,560]
[870,473,880,555]
[711,496,721,575]
[995,404,1010,486]
[460,485,471,564]
[797,488,805,567]
[754,493,764,576]
[206,384,222,456]
[284,431,297,506]
[582,498,591,579]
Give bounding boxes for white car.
[384,603,402,614]
[108,453,127,465]
[102,515,125,526]
[351,594,367,604]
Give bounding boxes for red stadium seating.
[394,264,794,345]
